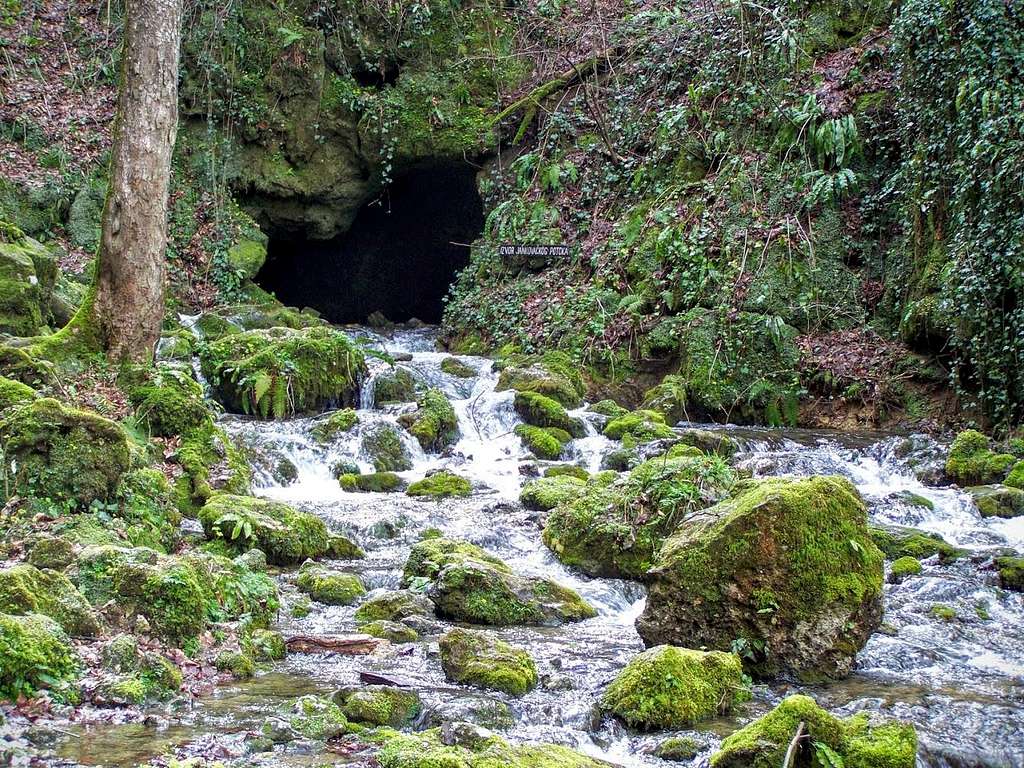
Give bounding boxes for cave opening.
[256,161,484,325]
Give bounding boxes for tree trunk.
[92,0,182,362]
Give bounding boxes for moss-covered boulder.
[407,471,472,499]
[637,476,884,681]
[334,685,421,727]
[0,375,36,412]
[654,737,702,761]
[0,564,100,637]
[354,589,434,625]
[439,627,538,696]
[544,454,735,579]
[602,645,747,729]
[198,494,332,564]
[377,729,607,768]
[0,397,131,505]
[25,534,74,570]
[641,375,690,425]
[289,694,348,740]
[361,620,419,643]
[399,388,459,451]
[361,423,413,472]
[200,326,366,418]
[711,695,916,768]
[496,352,586,408]
[967,485,1024,519]
[868,523,965,563]
[95,645,183,704]
[544,464,590,480]
[310,408,359,443]
[374,367,419,404]
[0,230,55,336]
[174,421,252,512]
[125,364,211,438]
[995,556,1023,592]
[403,537,596,626]
[226,238,267,281]
[513,391,585,437]
[339,471,405,493]
[889,557,922,584]
[296,561,366,605]
[603,410,676,445]
[944,430,1015,486]
[0,612,78,702]
[441,357,476,378]
[1006,460,1024,489]
[520,475,584,511]
[514,423,569,460]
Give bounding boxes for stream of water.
[51,326,1024,768]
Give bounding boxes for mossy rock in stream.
[602,645,748,730]
[439,627,538,696]
[520,475,585,511]
[399,388,459,452]
[200,326,366,418]
[198,494,333,564]
[966,485,1024,519]
[361,423,413,472]
[354,589,435,625]
[868,523,965,563]
[603,409,675,445]
[440,357,476,378]
[995,556,1024,592]
[637,476,884,681]
[0,397,131,506]
[495,352,586,408]
[888,556,922,584]
[514,423,569,460]
[334,685,421,727]
[544,464,590,480]
[289,695,349,740]
[124,363,211,438]
[361,619,419,643]
[402,536,595,626]
[339,471,405,493]
[214,649,256,679]
[710,694,916,768]
[0,563,100,637]
[376,728,608,768]
[296,561,366,605]
[310,408,359,443]
[944,430,1015,486]
[374,367,419,404]
[407,471,472,499]
[512,391,585,437]
[543,454,736,580]
[0,612,79,702]
[174,421,253,513]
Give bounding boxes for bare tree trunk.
[92,0,182,361]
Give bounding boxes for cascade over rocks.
[636,476,884,681]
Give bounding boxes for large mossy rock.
[602,645,747,730]
[496,352,586,408]
[967,484,1024,519]
[603,410,676,445]
[374,367,419,404]
[354,589,434,625]
[868,523,965,563]
[0,564,100,637]
[295,561,366,605]
[0,397,131,505]
[0,612,79,702]
[198,494,332,564]
[944,430,1015,486]
[334,685,421,727]
[0,227,56,336]
[520,475,585,512]
[439,627,538,696]
[398,388,459,451]
[124,363,211,438]
[636,476,884,681]
[711,695,916,768]
[361,423,413,472]
[402,536,596,626]
[512,390,585,437]
[377,729,608,768]
[544,454,736,579]
[200,326,366,418]
[407,471,472,499]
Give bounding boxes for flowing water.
[49,327,1024,768]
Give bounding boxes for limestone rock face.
[636,476,884,681]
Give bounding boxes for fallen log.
[285,633,380,655]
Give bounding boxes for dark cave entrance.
[257,161,484,325]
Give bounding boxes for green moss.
[310,408,359,442]
[361,423,413,472]
[0,612,78,702]
[603,645,747,730]
[125,364,211,438]
[116,468,183,551]
[868,524,965,563]
[654,737,702,761]
[374,367,419,404]
[354,589,433,625]
[0,232,53,336]
[895,491,935,510]
[520,476,584,511]
[513,390,585,437]
[377,728,607,768]
[603,410,675,444]
[994,556,1023,592]
[1005,460,1024,489]
[329,534,365,559]
[637,477,884,680]
[335,685,421,727]
[889,556,922,583]
[296,562,366,605]
[967,485,1024,518]
[174,421,252,512]
[712,694,915,768]
[25,534,74,570]
[407,471,472,499]
[198,494,332,564]
[589,399,628,419]
[226,238,267,281]
[0,564,99,637]
[544,454,735,579]
[246,628,286,661]
[641,375,689,425]
[0,397,131,506]
[544,464,589,480]
[360,620,419,643]
[339,471,404,493]
[440,357,476,378]
[439,627,538,696]
[945,430,1016,485]
[200,326,366,418]
[402,536,595,626]
[215,650,256,679]
[514,423,566,460]
[289,695,348,740]
[399,388,459,451]
[930,603,957,622]
[496,352,586,407]
[0,375,36,411]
